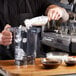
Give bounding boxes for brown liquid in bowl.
[42,58,61,69]
[65,60,76,66]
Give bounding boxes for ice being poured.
[24,16,49,29]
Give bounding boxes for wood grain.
[0,58,76,76]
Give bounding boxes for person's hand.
[46,5,69,21]
[0,24,12,46]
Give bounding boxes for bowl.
[46,52,68,62]
[64,57,76,66]
[41,58,62,69]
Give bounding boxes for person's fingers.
[2,36,12,41]
[1,41,12,46]
[47,7,63,21]
[54,12,61,20]
[2,34,12,42]
[2,30,12,36]
[61,8,69,21]
[2,39,12,43]
[1,30,12,45]
[1,36,12,45]
[4,24,11,30]
[47,9,53,21]
[52,10,58,20]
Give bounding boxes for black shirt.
[0,0,51,60]
[0,0,51,31]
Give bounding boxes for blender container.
[12,26,27,66]
[26,27,38,65]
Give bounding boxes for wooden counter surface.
[0,58,76,76]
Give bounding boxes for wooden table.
[0,58,76,76]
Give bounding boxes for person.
[0,0,69,60]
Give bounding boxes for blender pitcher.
[13,25,38,65]
[26,27,38,65]
[13,26,27,66]
[24,16,49,64]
